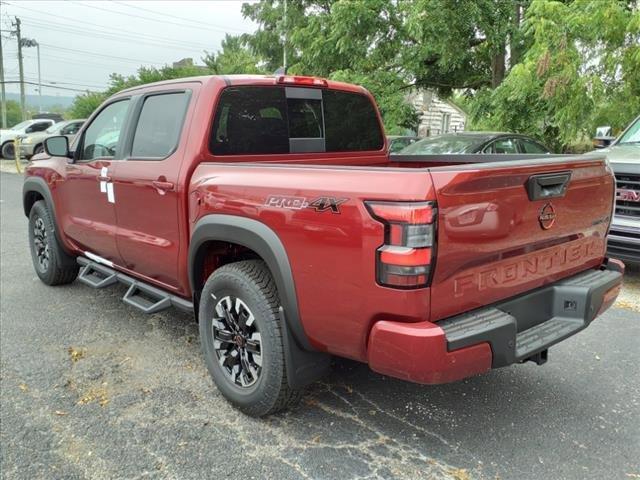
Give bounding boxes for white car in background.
[18,119,86,159]
[595,115,640,264]
[0,119,56,159]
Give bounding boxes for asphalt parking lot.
[1,170,639,480]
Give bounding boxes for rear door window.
[210,86,383,155]
[492,138,519,154]
[131,92,190,159]
[519,138,548,154]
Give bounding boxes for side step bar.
[77,257,193,314]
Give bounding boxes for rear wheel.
[1,141,15,160]
[28,200,79,285]
[199,260,300,416]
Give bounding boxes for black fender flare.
[189,214,309,349]
[188,214,330,388]
[23,177,68,249]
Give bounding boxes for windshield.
[399,134,485,154]
[9,120,32,130]
[618,117,640,144]
[45,122,65,134]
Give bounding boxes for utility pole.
[12,17,26,121]
[0,21,7,128]
[282,0,287,71]
[36,42,41,113]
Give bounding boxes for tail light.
[366,201,436,288]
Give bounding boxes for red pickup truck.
[23,75,624,416]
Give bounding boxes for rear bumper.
[367,259,624,384]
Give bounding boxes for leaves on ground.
[67,347,86,363]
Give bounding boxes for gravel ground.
[1,170,639,480]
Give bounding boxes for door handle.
[152,180,174,192]
[98,175,112,182]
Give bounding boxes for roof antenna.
[274,66,287,75]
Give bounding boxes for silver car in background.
[596,115,640,264]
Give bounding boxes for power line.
[5,5,217,50]
[69,0,252,35]
[1,80,96,93]
[22,52,140,71]
[108,0,251,34]
[19,18,210,53]
[21,76,108,89]
[38,42,167,66]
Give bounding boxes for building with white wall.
[407,90,467,137]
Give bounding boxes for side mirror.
[593,126,615,149]
[44,136,70,157]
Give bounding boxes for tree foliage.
[203,35,264,74]
[68,0,639,146]
[468,0,640,150]
[3,100,23,127]
[242,0,639,146]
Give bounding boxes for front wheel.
[199,260,300,416]
[1,141,15,160]
[28,200,79,285]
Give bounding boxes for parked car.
[0,119,56,159]
[396,132,551,155]
[594,115,640,264]
[23,75,622,416]
[387,135,418,153]
[32,113,65,123]
[18,119,86,159]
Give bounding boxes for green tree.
[69,91,108,119]
[240,0,528,132]
[203,34,264,74]
[468,0,640,150]
[5,100,23,127]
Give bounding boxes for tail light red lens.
[366,201,437,289]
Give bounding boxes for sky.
[0,0,259,98]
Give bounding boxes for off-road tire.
[199,260,300,416]
[28,200,79,285]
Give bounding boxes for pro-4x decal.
[265,195,348,214]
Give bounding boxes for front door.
[56,99,131,266]
[112,90,192,294]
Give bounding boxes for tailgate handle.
[526,172,571,201]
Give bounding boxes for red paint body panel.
[23,75,620,385]
[428,160,614,321]
[367,320,492,384]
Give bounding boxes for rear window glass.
[131,92,190,158]
[210,86,383,155]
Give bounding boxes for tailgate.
[428,156,615,321]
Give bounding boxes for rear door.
[428,156,614,321]
[111,88,193,295]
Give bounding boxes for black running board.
[77,257,193,314]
